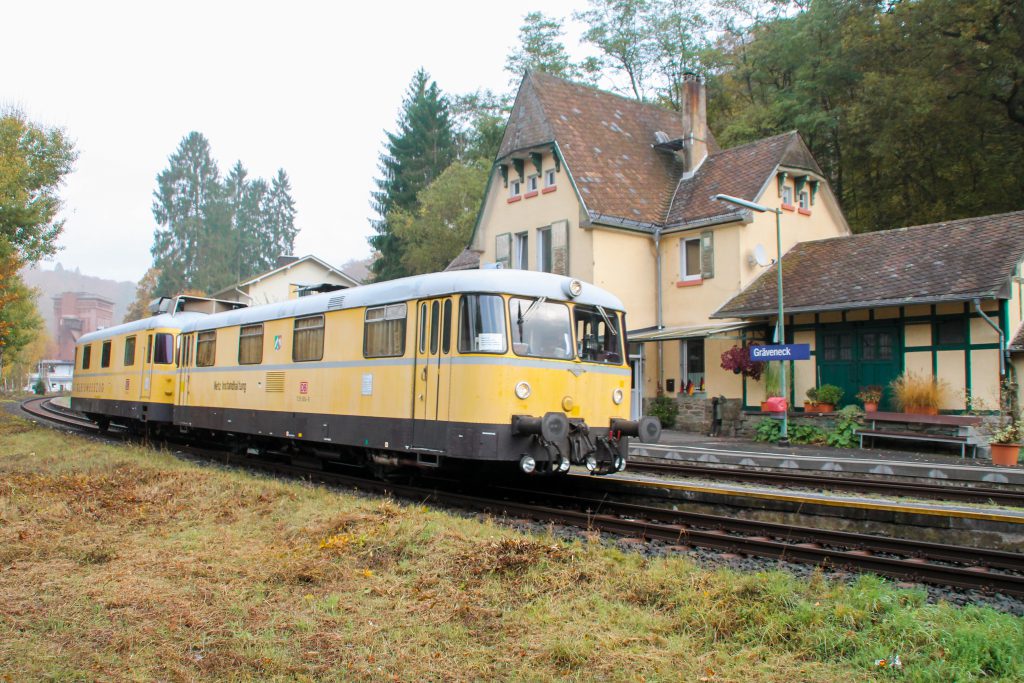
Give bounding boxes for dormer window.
[525,174,539,198]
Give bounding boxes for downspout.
[654,226,664,392]
[973,298,1005,376]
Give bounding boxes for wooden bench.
[856,411,983,458]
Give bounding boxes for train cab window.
[146,335,153,364]
[573,305,623,364]
[418,303,428,354]
[364,304,407,358]
[458,295,507,354]
[293,315,325,362]
[238,324,264,364]
[196,331,217,367]
[82,345,92,370]
[100,341,112,368]
[154,333,174,364]
[509,297,573,360]
[124,336,136,366]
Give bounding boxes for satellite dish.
[752,244,773,267]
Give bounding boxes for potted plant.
[761,361,783,411]
[989,420,1022,466]
[890,371,948,415]
[804,384,843,413]
[720,344,764,381]
[856,386,883,412]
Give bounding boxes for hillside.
[20,264,137,335]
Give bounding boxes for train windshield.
[509,297,573,360]
[573,305,623,364]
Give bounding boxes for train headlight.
[585,455,598,472]
[514,381,532,400]
[562,279,584,298]
[558,457,571,473]
[519,455,536,474]
[614,456,626,472]
[612,388,624,405]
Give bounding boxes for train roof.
[183,270,626,332]
[77,311,208,345]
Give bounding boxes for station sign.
[750,343,811,361]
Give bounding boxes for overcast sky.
[3,0,594,283]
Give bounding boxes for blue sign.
[750,344,811,361]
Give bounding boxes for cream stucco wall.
[472,151,593,282]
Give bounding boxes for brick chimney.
[679,72,708,175]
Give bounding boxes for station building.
[458,71,1024,430]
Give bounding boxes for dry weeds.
[1,410,1021,682]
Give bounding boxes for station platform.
[631,430,1024,486]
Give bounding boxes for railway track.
[18,397,1024,598]
[627,458,1024,506]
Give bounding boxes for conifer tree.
[369,69,455,282]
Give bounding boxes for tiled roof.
[497,72,819,230]
[665,132,821,226]
[714,211,1024,318]
[444,248,482,271]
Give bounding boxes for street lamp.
[712,193,789,446]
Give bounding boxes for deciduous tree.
[505,12,583,86]
[390,162,489,275]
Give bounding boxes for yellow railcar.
[74,271,660,474]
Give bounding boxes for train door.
[178,333,192,404]
[140,333,154,400]
[412,297,453,451]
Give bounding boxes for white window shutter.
[495,233,511,268]
[551,220,569,275]
[700,230,714,279]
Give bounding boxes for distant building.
[211,255,362,305]
[53,292,115,360]
[24,359,75,393]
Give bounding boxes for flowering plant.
[720,344,764,381]
[990,420,1024,445]
[856,386,883,403]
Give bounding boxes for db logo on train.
[299,381,309,395]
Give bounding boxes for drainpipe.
[973,298,1005,377]
[654,227,664,392]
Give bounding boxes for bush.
[648,396,679,429]
[815,384,844,405]
[790,424,827,444]
[827,406,864,448]
[754,418,780,442]
[32,380,46,395]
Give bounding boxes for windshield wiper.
[596,305,618,336]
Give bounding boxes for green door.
[817,325,901,409]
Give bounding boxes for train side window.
[364,303,407,358]
[147,335,153,364]
[458,295,507,354]
[196,331,217,367]
[82,344,92,370]
[124,336,136,367]
[239,324,264,364]
[442,299,452,354]
[293,315,325,362]
[154,333,174,364]
[419,303,428,354]
[429,301,440,354]
[100,340,112,368]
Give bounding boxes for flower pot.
[990,443,1021,466]
[803,402,834,414]
[903,405,939,416]
[863,402,878,413]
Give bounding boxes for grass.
[1,408,1023,681]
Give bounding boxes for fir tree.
[369,69,455,282]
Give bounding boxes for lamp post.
[712,194,789,446]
